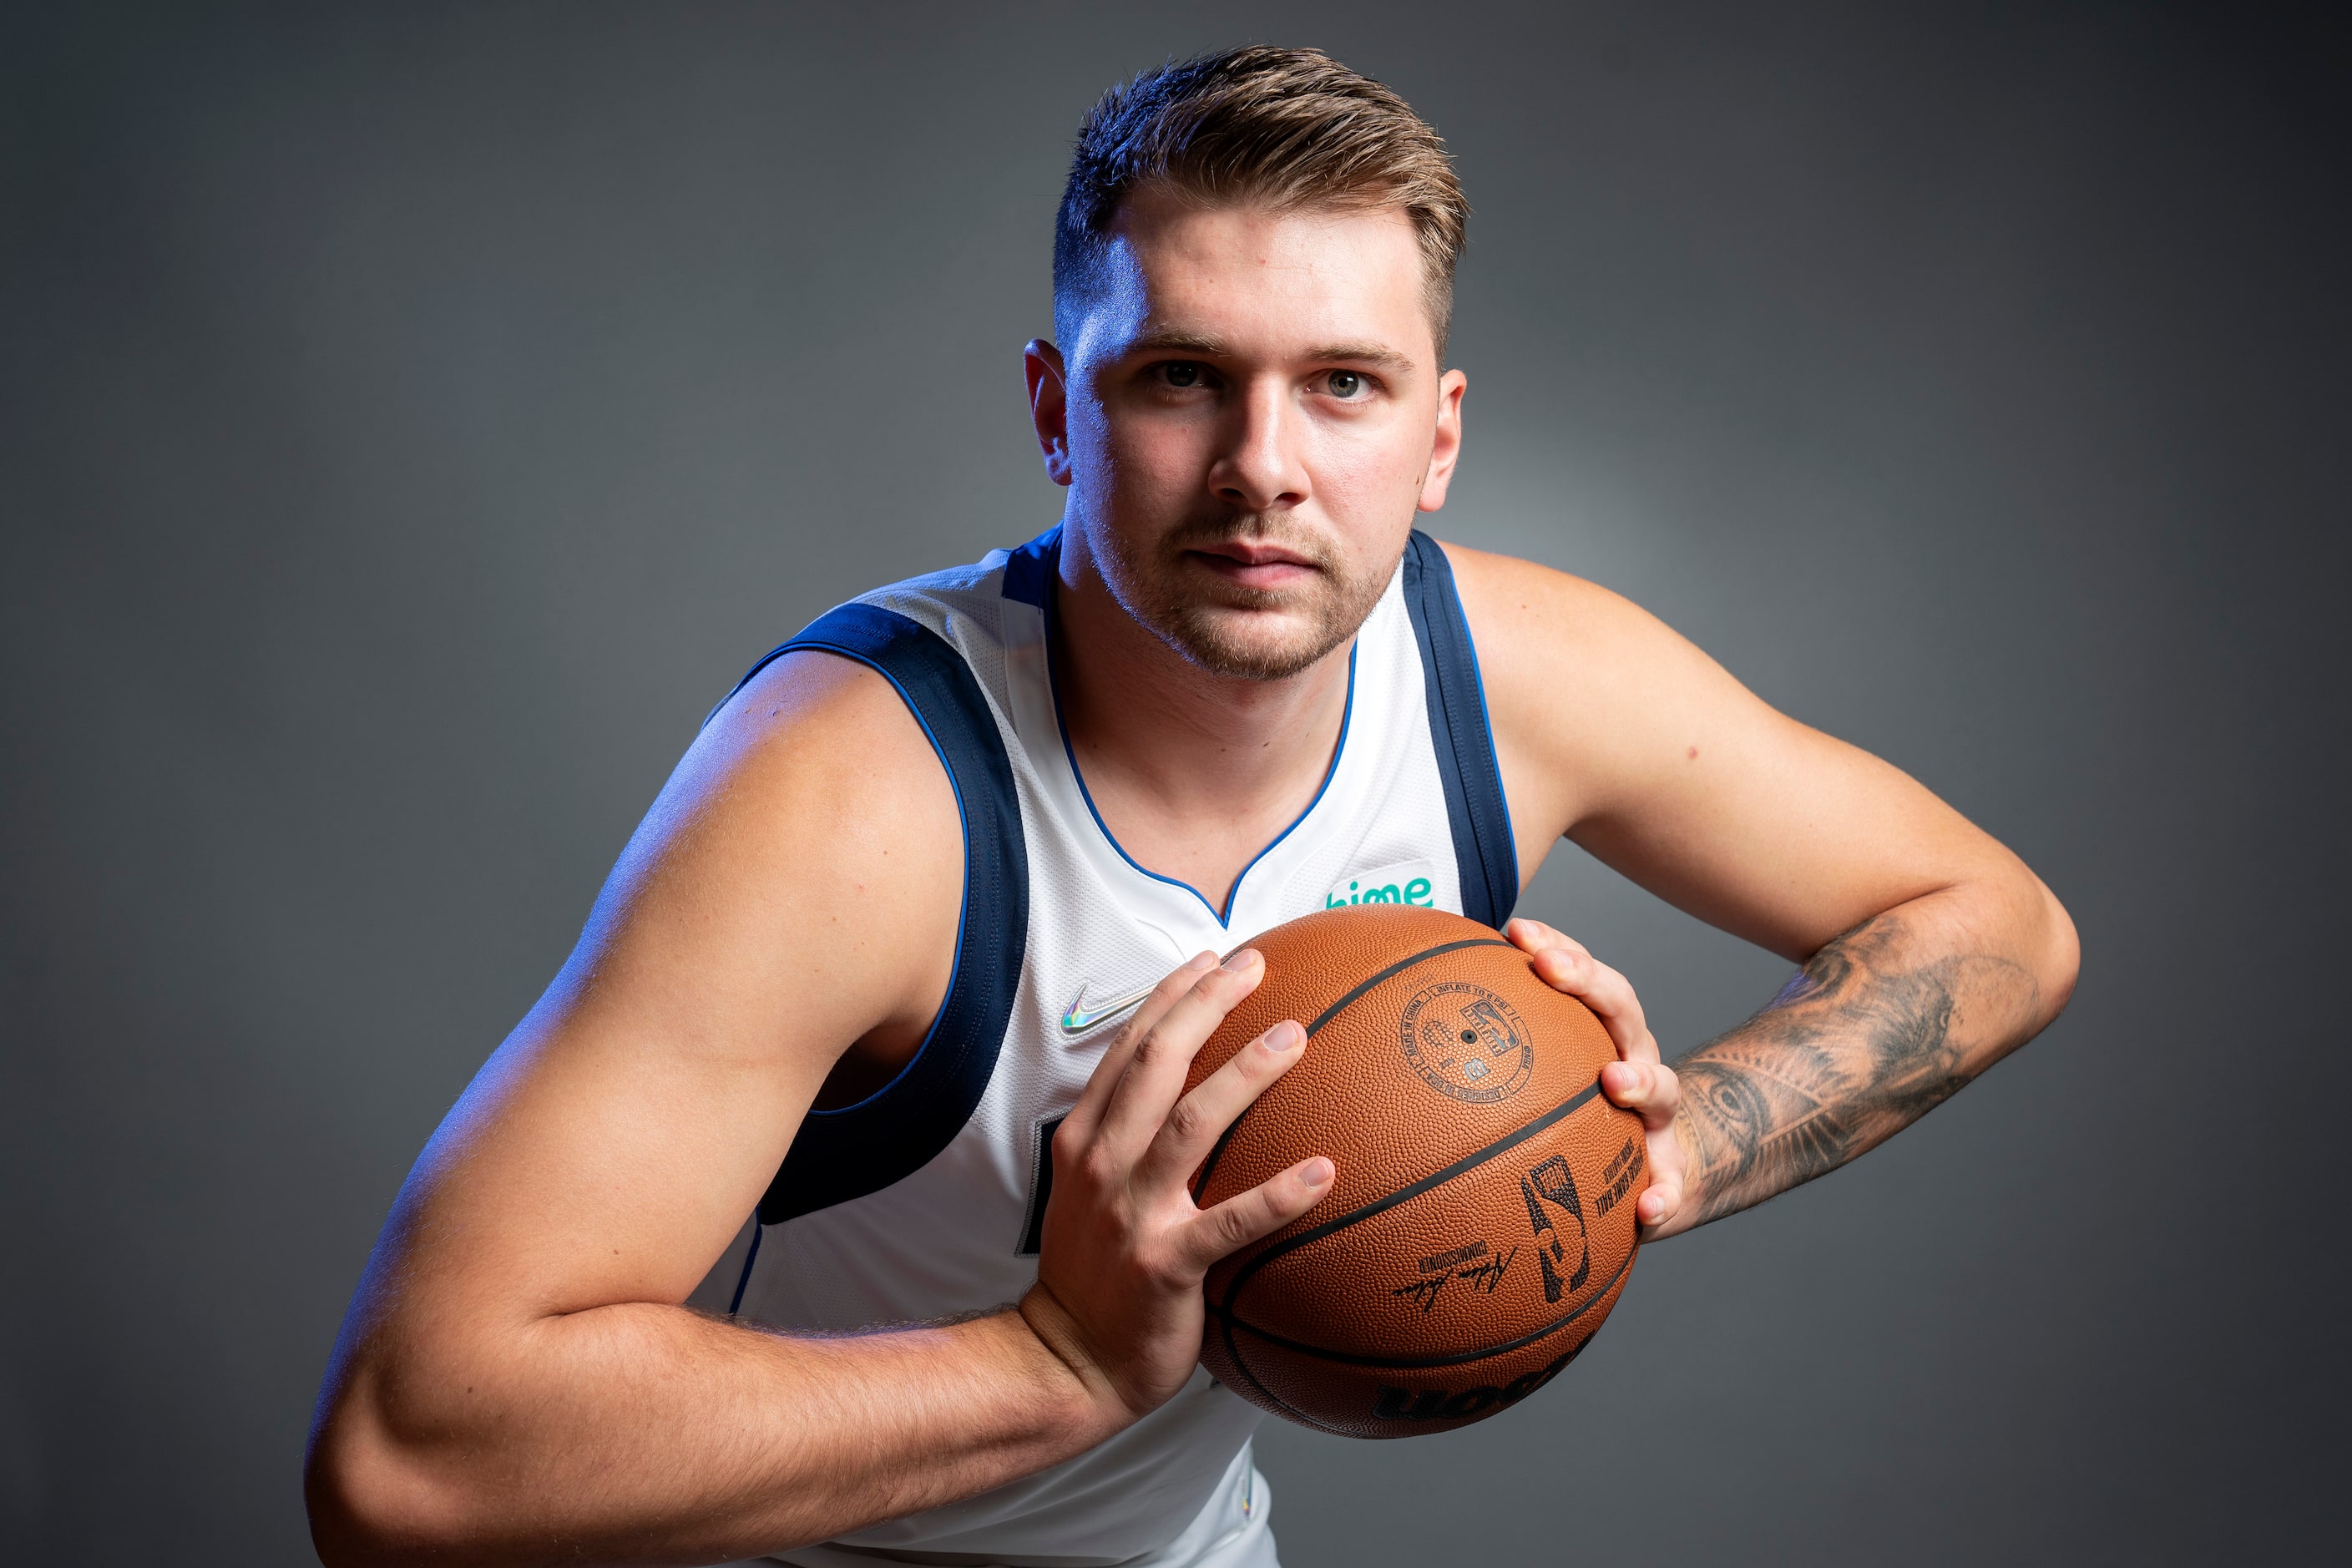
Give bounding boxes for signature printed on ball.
[1397,981,1534,1104]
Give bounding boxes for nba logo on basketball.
[1520,1155,1591,1302]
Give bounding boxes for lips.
[1191,554,1318,592]
[1200,539,1315,568]
[1184,540,1321,591]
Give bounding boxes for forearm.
[1659,878,2075,1236]
[308,1292,1112,1566]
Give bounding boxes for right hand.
[1019,948,1334,1433]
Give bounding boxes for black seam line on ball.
[1302,937,1515,1037]
[1220,1077,1605,1308]
[1209,1244,1632,1371]
[1218,1310,1350,1438]
[1191,936,1518,1197]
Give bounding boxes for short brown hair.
[1054,47,1469,361]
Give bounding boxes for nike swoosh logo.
[1060,980,1160,1035]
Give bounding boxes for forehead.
[1074,189,1432,367]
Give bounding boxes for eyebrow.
[1122,330,1415,373]
[1125,330,1232,357]
[1306,341,1415,372]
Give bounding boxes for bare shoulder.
[1434,539,1768,854]
[602,649,966,1074]
[1435,539,1721,698]
[686,648,965,907]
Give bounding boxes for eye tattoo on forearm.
[1670,913,2041,1227]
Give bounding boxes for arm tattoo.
[1672,911,2041,1227]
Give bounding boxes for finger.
[1618,1065,1688,1235]
[1634,1100,1689,1233]
[1062,952,1213,1144]
[1138,1019,1307,1189]
[1635,1147,1686,1232]
[1505,917,1588,963]
[1060,952,1217,1145]
[1528,945,1657,1063]
[1094,950,1266,1160]
[1601,1057,1682,1133]
[1176,1156,1336,1274]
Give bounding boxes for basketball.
[1183,904,1645,1438]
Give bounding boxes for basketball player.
[307,48,2077,1568]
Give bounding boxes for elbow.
[2028,875,2081,1025]
[306,1394,484,1567]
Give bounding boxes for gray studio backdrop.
[4,3,2344,1563]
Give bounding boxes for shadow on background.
[3,3,2344,1563]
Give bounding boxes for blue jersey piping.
[1020,528,1359,928]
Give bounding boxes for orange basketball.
[1184,904,1645,1438]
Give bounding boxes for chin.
[1157,605,1347,681]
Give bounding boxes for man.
[306,47,2077,1568]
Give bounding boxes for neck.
[1051,527,1355,917]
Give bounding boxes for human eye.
[1321,369,1373,400]
[1153,361,1217,391]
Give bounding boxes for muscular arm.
[1448,542,2078,1236]
[1667,888,2051,1230]
[307,656,1095,1565]
[308,647,1323,1565]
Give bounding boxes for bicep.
[373,653,963,1330]
[1454,544,2010,964]
[1567,695,1989,963]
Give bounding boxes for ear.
[1024,339,1074,487]
[1416,368,1469,513]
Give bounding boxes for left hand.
[1505,918,1690,1241]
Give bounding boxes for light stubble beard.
[1095,513,1399,681]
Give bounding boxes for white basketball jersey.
[711,526,1518,1565]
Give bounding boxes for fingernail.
[1188,951,1220,970]
[1222,948,1260,974]
[1301,1156,1334,1186]
[1267,1020,1304,1050]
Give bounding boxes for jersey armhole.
[711,602,1029,1227]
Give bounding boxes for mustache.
[1157,513,1338,566]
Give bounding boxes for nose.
[1206,377,1311,514]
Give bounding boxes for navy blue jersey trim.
[710,603,1029,1227]
[1014,1113,1066,1257]
[1400,531,1520,926]
[726,1222,762,1315]
[999,525,1060,608]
